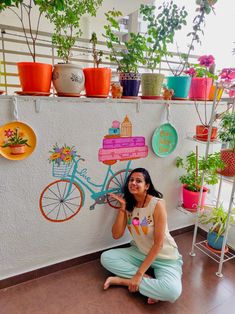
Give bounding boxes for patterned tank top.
[126,197,179,259]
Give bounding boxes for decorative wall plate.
[152,122,178,157]
[0,121,37,160]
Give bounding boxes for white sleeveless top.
[126,197,179,260]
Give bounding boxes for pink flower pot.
[182,184,208,212]
[189,77,212,100]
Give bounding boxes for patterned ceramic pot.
[52,63,85,96]
[119,72,141,97]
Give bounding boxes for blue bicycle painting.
[39,116,148,222]
[39,152,132,222]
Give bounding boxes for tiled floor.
[1,231,235,314]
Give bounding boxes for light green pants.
[100,245,183,303]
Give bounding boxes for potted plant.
[0,0,64,93]
[103,10,146,97]
[199,204,235,251]
[139,2,188,99]
[83,32,111,98]
[166,0,218,99]
[176,148,224,211]
[1,127,30,155]
[47,0,103,96]
[217,111,235,176]
[185,55,223,142]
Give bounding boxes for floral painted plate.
[0,121,37,160]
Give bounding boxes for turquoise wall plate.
[152,123,178,157]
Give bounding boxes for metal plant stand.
[189,84,235,277]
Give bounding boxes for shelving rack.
[189,84,235,277]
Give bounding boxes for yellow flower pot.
[208,85,223,101]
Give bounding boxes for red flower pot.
[189,77,212,100]
[83,68,111,97]
[17,62,52,93]
[182,184,208,212]
[195,125,218,142]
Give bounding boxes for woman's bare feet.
[103,276,130,290]
[147,298,159,304]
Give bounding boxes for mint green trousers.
[100,245,183,303]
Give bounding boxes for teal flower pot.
[207,231,224,251]
[167,76,191,99]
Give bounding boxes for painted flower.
[198,55,215,67]
[1,127,30,148]
[4,129,14,138]
[64,155,72,163]
[50,153,61,160]
[49,143,78,166]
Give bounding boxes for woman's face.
[128,172,149,196]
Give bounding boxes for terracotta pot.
[17,62,52,92]
[10,144,26,155]
[182,184,208,212]
[52,63,84,95]
[189,77,212,100]
[83,68,111,97]
[218,149,235,177]
[195,125,218,142]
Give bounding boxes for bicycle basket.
[52,161,74,178]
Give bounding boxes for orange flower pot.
[17,62,52,92]
[208,85,223,101]
[83,68,111,97]
[195,125,218,142]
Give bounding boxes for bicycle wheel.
[106,169,131,209]
[39,180,83,222]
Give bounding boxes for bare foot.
[147,298,159,304]
[103,276,129,290]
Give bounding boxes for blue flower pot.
[166,76,191,99]
[119,72,141,97]
[207,230,224,251]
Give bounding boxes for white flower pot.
[52,63,85,96]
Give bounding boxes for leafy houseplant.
[103,10,147,97]
[167,0,218,77]
[140,2,187,97]
[0,0,64,93]
[218,111,235,176]
[83,32,111,98]
[199,204,235,250]
[47,0,103,96]
[176,150,224,211]
[166,0,217,99]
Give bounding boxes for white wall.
[0,96,233,280]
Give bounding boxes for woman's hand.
[108,193,126,207]
[128,272,143,292]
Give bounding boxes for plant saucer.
[205,241,229,254]
[15,91,51,96]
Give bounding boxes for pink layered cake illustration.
[98,115,148,164]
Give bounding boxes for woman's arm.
[128,199,167,292]
[109,193,127,239]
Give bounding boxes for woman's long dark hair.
[123,168,163,212]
